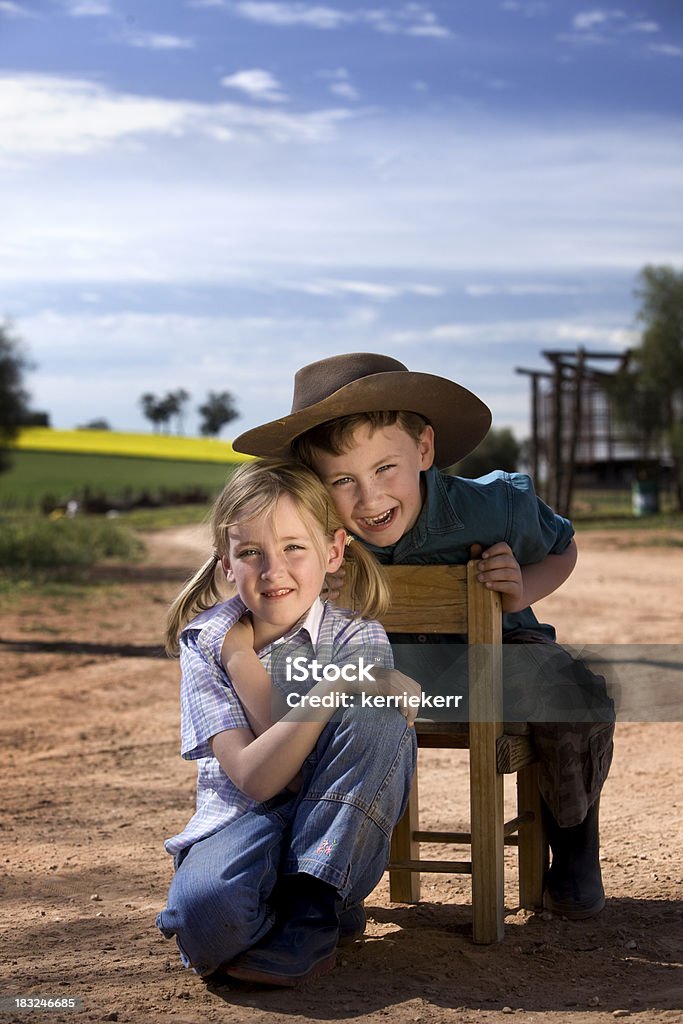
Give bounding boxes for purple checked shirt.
[164,596,393,856]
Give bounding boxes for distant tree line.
[139,389,239,437]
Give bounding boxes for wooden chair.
[344,562,547,944]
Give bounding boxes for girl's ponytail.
[343,538,391,621]
[165,552,222,657]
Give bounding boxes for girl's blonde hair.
[165,458,390,656]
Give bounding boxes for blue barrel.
[631,478,660,516]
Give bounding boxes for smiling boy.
[234,353,615,920]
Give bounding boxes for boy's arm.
[471,537,577,614]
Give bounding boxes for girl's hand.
[221,614,255,665]
[371,667,422,728]
[321,565,346,602]
[470,541,524,613]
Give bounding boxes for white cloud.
[2,75,682,291]
[0,1,34,15]
[465,283,589,298]
[126,32,195,50]
[499,1,549,16]
[281,278,444,300]
[572,10,619,32]
[65,1,112,15]
[563,8,663,48]
[220,69,288,103]
[234,2,349,29]
[390,317,638,350]
[229,2,451,38]
[629,21,659,34]
[318,68,359,101]
[649,43,683,58]
[0,74,351,158]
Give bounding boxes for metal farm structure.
[516,348,667,516]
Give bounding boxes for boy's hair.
[292,410,429,468]
[165,458,390,656]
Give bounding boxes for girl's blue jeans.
[156,706,417,976]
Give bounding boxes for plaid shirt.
[165,596,393,856]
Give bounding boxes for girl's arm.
[211,668,421,803]
[210,676,348,802]
[220,616,274,737]
[472,538,577,614]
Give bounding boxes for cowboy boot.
[225,873,339,986]
[542,798,606,920]
[337,900,366,946]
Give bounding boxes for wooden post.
[467,561,504,944]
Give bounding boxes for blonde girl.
[157,459,418,987]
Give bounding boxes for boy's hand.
[221,614,255,666]
[370,667,422,727]
[470,542,525,613]
[322,566,346,602]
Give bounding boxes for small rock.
[103,1015,118,1022]
[90,894,102,902]
[502,1007,514,1014]
[588,996,600,1006]
[613,1012,631,1019]
[625,939,637,949]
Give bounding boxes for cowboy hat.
[232,352,491,468]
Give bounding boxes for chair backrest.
[339,561,503,722]
[340,561,501,643]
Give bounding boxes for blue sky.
[1,1,682,440]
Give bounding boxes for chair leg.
[469,722,505,943]
[516,763,547,910]
[389,773,421,903]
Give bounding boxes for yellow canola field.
[13,428,253,464]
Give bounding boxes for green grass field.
[0,450,237,508]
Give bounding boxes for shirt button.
[417,634,427,643]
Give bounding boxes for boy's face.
[310,422,435,547]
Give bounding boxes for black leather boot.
[542,798,605,920]
[226,874,339,986]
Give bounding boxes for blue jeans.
[156,706,417,976]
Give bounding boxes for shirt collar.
[183,593,326,660]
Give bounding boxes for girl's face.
[222,493,346,648]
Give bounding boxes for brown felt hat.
[232,352,491,468]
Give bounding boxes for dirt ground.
[1,525,682,1024]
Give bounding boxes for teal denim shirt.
[360,466,575,641]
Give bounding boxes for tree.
[163,388,191,434]
[140,392,170,433]
[140,390,192,434]
[450,427,520,478]
[198,391,239,437]
[77,418,111,430]
[610,265,683,509]
[0,321,31,473]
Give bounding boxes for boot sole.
[225,951,337,987]
[543,890,605,920]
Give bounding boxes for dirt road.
[1,526,681,1024]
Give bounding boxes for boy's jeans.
[156,706,417,977]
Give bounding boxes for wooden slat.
[389,774,420,902]
[388,859,472,874]
[339,563,468,634]
[516,764,547,910]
